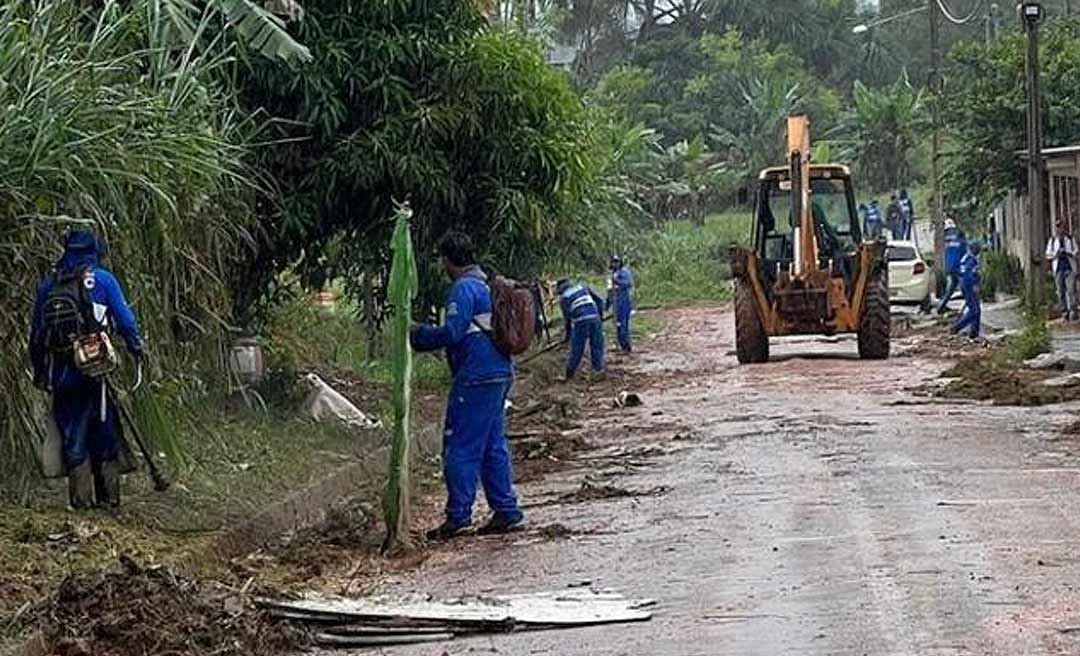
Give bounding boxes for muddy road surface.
[354,306,1080,655]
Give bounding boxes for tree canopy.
[239,0,598,318]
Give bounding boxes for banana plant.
[382,202,418,553]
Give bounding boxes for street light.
[851,4,930,34]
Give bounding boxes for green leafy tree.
[832,72,928,192]
[238,0,598,320]
[941,18,1080,210]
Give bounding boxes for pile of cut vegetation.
[37,556,300,656]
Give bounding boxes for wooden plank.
[261,589,654,628]
[315,632,453,647]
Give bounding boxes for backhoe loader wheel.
[734,280,769,364]
[858,277,891,360]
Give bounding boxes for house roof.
[1015,145,1080,159]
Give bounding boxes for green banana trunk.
[382,205,418,553]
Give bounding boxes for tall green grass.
[0,2,258,491]
[633,211,751,307]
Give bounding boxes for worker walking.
[1046,223,1078,321]
[937,220,967,315]
[607,256,634,354]
[412,232,523,540]
[556,279,605,381]
[29,231,143,510]
[952,241,983,338]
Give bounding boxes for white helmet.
[945,219,957,230]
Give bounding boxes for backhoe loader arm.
[788,115,817,276]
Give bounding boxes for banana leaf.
[382,204,418,552]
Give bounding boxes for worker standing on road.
[411,232,523,540]
[607,256,634,354]
[899,189,915,240]
[886,194,903,240]
[952,241,983,338]
[1046,223,1078,321]
[867,200,884,240]
[937,220,967,315]
[556,278,606,381]
[29,231,143,510]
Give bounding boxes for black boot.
[68,462,95,510]
[477,513,524,536]
[425,520,470,542]
[93,459,121,509]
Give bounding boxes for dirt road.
[363,306,1080,655]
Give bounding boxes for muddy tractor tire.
[734,280,769,364]
[858,276,891,360]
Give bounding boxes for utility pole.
[986,3,999,45]
[1022,2,1045,306]
[929,0,945,271]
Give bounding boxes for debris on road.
[613,391,643,408]
[1039,373,1080,388]
[1024,352,1080,372]
[555,482,668,505]
[37,556,297,656]
[934,357,1080,406]
[302,373,382,430]
[260,589,654,647]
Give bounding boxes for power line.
[935,0,985,25]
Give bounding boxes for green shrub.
[981,251,1024,301]
[1008,304,1051,362]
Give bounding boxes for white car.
[887,240,932,312]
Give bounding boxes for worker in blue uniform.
[952,241,982,338]
[29,231,143,509]
[411,232,523,540]
[557,279,605,380]
[937,219,967,314]
[607,256,635,354]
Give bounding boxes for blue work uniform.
[412,266,522,529]
[953,250,981,337]
[608,266,635,353]
[899,196,915,240]
[29,232,142,472]
[865,204,883,239]
[559,283,605,378]
[937,229,967,313]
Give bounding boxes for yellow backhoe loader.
[730,115,890,364]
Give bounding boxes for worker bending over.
[556,279,606,381]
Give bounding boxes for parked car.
[887,240,932,312]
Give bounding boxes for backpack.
[485,276,536,357]
[42,267,97,353]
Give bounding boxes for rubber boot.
[68,462,95,510]
[93,459,122,509]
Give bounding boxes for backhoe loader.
[730,115,889,364]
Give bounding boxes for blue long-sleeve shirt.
[608,266,634,313]
[411,266,512,385]
[944,229,968,275]
[29,234,142,379]
[960,251,980,288]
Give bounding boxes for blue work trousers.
[442,380,522,528]
[938,272,960,313]
[567,319,605,378]
[52,366,120,470]
[953,282,981,337]
[615,302,632,353]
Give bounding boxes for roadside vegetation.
[9,2,1080,651]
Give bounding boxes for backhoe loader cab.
[730,116,890,364]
